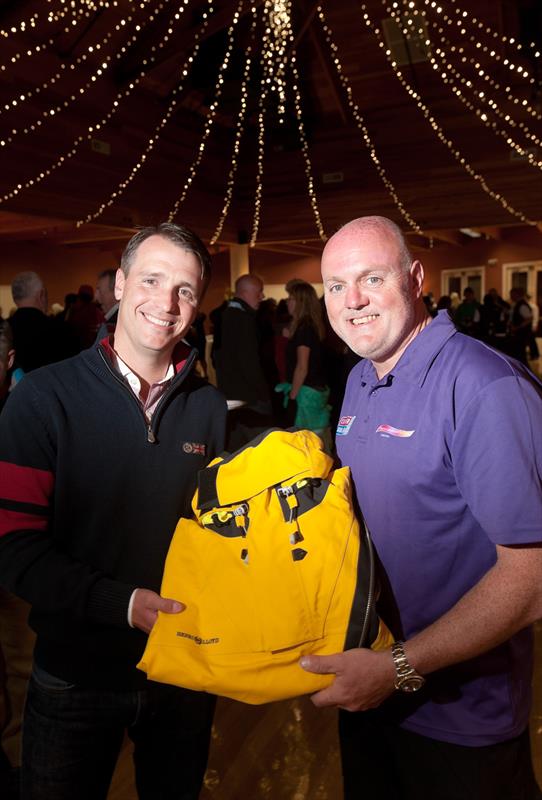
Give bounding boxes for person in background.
[320,294,361,438]
[422,292,437,318]
[278,281,331,448]
[0,223,227,800]
[95,269,119,341]
[449,290,460,314]
[453,286,482,337]
[214,274,273,449]
[435,294,451,312]
[9,271,63,373]
[509,286,533,365]
[54,293,78,325]
[302,215,542,800]
[256,298,281,420]
[480,289,510,352]
[185,311,208,378]
[273,297,292,384]
[526,293,540,361]
[208,296,229,370]
[67,284,104,351]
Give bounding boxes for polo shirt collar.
[358,310,457,388]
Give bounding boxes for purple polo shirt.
[337,310,542,746]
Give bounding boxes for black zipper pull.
[147,428,156,444]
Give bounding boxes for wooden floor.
[109,621,542,799]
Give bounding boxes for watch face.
[399,675,425,693]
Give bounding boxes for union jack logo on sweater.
[182,442,206,455]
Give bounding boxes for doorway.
[440,267,485,302]
[503,261,542,309]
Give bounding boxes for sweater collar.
[98,336,194,376]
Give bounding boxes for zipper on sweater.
[97,346,197,444]
[147,348,197,443]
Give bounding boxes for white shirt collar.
[112,352,174,398]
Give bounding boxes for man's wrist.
[127,588,139,628]
[390,641,426,693]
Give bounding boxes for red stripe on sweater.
[0,508,48,537]
[0,462,54,505]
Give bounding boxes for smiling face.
[113,234,203,373]
[322,220,427,377]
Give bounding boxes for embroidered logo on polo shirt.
[376,424,415,438]
[336,415,356,436]
[182,442,206,455]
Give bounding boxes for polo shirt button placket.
[362,385,377,430]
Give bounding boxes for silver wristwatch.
[391,641,426,693]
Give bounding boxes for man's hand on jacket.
[300,648,396,712]
[131,588,184,634]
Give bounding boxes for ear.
[410,260,425,299]
[7,349,15,371]
[114,268,125,302]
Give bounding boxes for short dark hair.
[120,223,212,291]
[97,269,117,290]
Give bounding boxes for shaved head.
[235,274,264,310]
[328,216,413,274]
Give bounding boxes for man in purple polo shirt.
[300,215,542,799]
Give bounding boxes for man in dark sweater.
[0,224,227,799]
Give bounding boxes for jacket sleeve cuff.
[86,577,138,627]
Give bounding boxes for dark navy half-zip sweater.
[0,341,227,689]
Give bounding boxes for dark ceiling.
[0,0,540,256]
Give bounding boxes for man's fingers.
[310,685,342,708]
[157,596,185,614]
[299,653,340,675]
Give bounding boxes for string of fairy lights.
[0,1,125,73]
[387,3,542,168]
[0,0,540,243]
[1,0,161,116]
[250,0,290,245]
[262,0,292,123]
[429,48,542,157]
[0,0,162,148]
[0,0,119,40]
[424,27,542,124]
[362,2,537,225]
[414,1,542,120]
[290,53,326,241]
[422,0,541,62]
[77,0,216,225]
[250,83,268,246]
[415,0,534,81]
[166,2,243,223]
[317,4,422,232]
[210,10,256,245]
[249,0,325,245]
[1,26,117,115]
[0,0,193,205]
